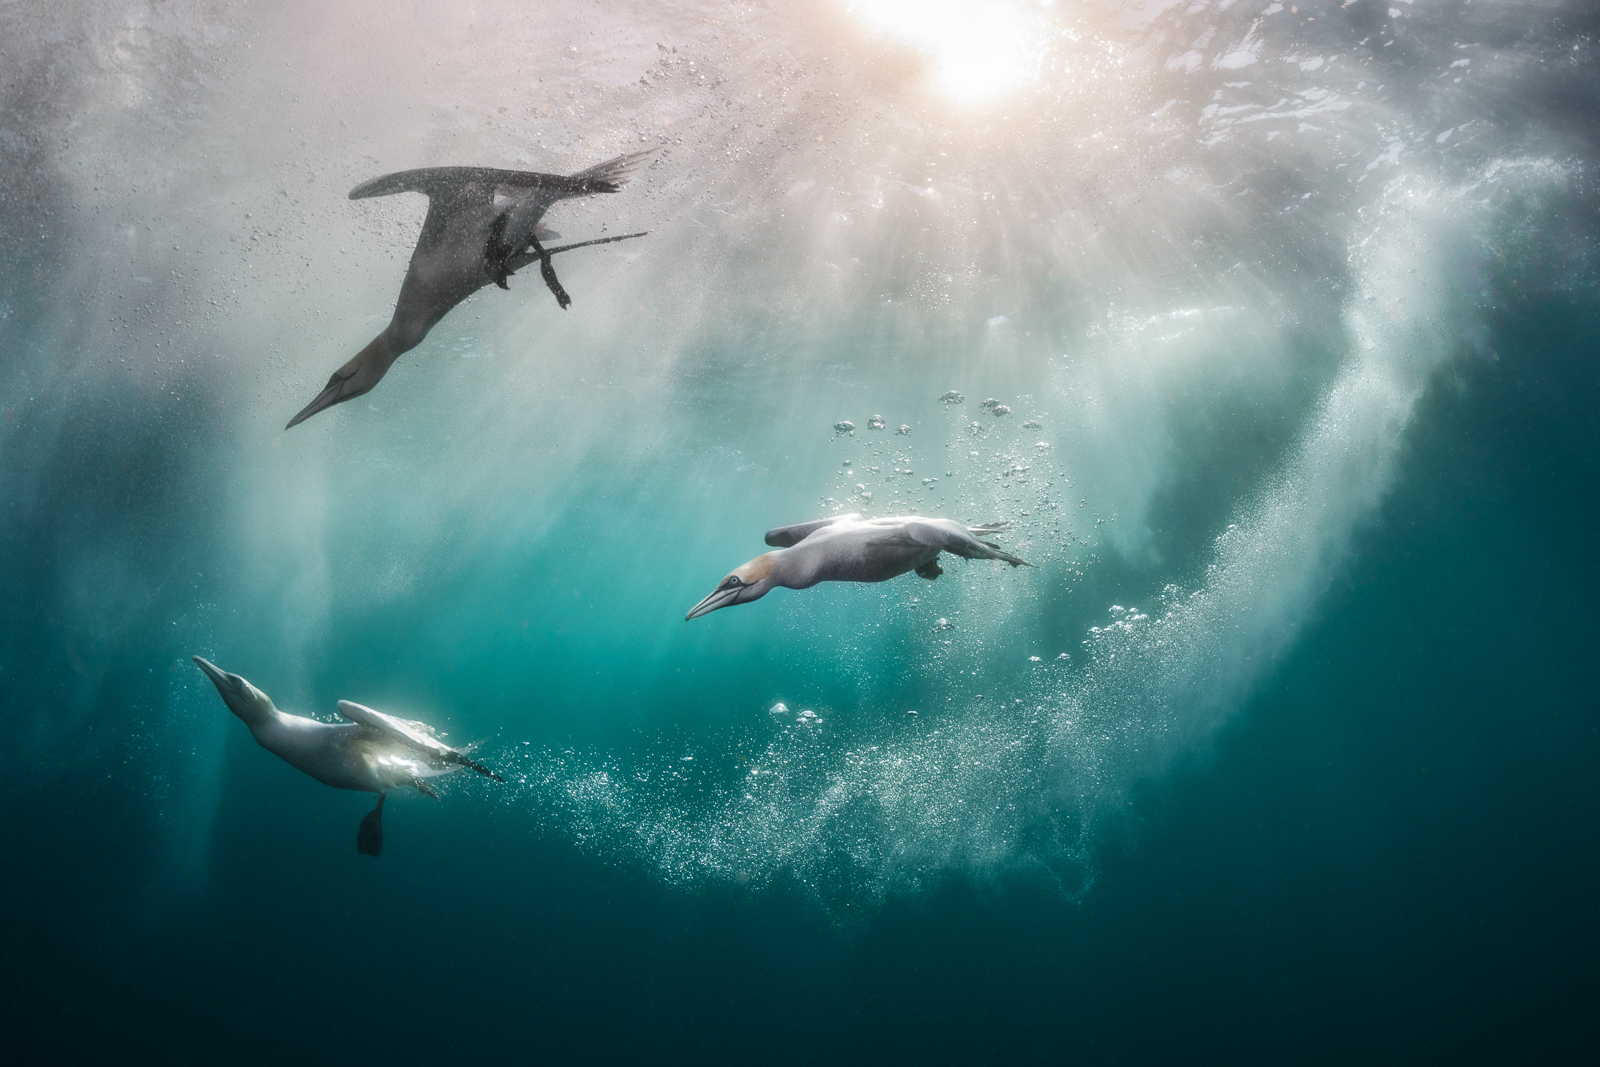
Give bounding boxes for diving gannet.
[686,514,1033,620]
[193,656,504,856]
[286,149,654,429]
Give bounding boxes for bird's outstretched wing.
[337,700,506,782]
[347,150,657,201]
[351,152,657,263]
[765,513,864,548]
[903,519,1033,567]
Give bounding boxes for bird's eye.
[723,575,743,588]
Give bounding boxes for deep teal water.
[3,1,1599,1062]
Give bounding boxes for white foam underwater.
[501,157,1569,912]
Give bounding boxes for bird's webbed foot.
[528,235,572,309]
[915,559,944,580]
[357,792,385,857]
[484,213,518,290]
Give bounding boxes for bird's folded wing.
[348,166,625,202]
[765,513,861,547]
[338,700,450,753]
[902,519,987,554]
[904,519,1032,566]
[337,700,505,781]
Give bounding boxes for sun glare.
[846,0,1048,104]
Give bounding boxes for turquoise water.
[3,1,1597,1060]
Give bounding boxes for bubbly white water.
[511,156,1573,911]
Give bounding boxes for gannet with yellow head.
[686,513,1033,620]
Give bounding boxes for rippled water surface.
[3,1,1597,1061]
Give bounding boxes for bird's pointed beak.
[192,655,236,695]
[193,656,278,726]
[192,654,256,717]
[686,585,741,621]
[287,336,395,430]
[285,372,355,430]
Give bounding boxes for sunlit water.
[3,0,1597,1059]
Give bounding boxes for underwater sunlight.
[2,0,1597,1061]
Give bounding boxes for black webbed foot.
[357,792,385,857]
[484,213,517,290]
[915,559,944,580]
[528,235,572,309]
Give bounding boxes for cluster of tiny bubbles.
[816,390,1069,574]
[494,692,1098,920]
[937,392,1072,572]
[477,390,1097,918]
[822,400,922,514]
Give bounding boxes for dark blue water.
[3,1,1598,1062]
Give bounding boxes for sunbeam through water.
[3,0,1598,1061]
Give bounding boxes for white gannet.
[286,149,655,429]
[686,513,1033,620]
[193,656,504,856]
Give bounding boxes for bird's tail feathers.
[998,550,1036,568]
[976,540,1034,568]
[571,148,658,192]
[452,750,507,783]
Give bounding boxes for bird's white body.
[687,513,1032,619]
[763,515,998,585]
[192,656,505,858]
[195,656,495,794]
[240,712,450,794]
